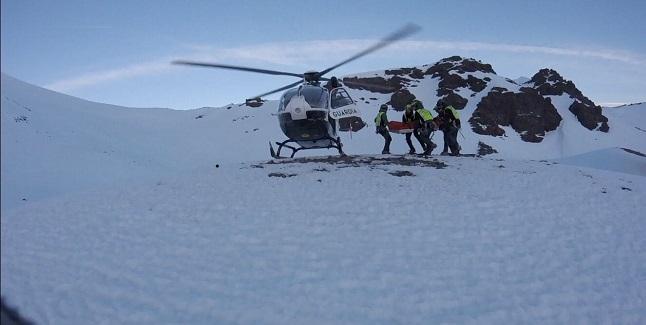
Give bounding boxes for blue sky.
[2,0,645,109]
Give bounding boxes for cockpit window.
[300,86,328,108]
[279,89,298,111]
[331,88,354,108]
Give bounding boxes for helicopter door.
[329,88,360,120]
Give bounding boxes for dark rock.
[528,68,599,107]
[387,89,416,110]
[389,170,415,177]
[385,67,425,79]
[409,69,425,79]
[268,172,297,178]
[426,56,495,74]
[568,101,609,132]
[438,74,468,93]
[424,62,455,77]
[519,87,538,94]
[342,76,405,93]
[599,122,609,132]
[477,142,498,156]
[426,57,494,98]
[491,87,508,93]
[441,92,468,110]
[469,90,562,142]
[467,75,487,92]
[458,59,495,74]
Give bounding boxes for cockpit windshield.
[300,86,328,108]
[278,86,328,111]
[331,88,354,108]
[279,89,298,111]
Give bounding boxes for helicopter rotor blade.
[317,23,421,78]
[252,80,303,99]
[172,60,304,78]
[342,79,397,93]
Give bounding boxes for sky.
[1,0,645,109]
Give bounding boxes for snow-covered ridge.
[604,102,645,109]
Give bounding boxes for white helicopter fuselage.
[277,84,360,148]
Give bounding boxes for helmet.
[413,100,423,110]
[380,104,388,111]
[435,99,447,112]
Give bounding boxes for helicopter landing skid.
[270,136,345,159]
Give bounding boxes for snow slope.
[3,156,645,324]
[2,73,646,323]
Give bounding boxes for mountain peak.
[529,68,566,85]
[425,56,496,76]
[526,68,609,132]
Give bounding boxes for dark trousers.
[378,129,391,153]
[405,132,425,152]
[442,126,460,154]
[415,127,436,154]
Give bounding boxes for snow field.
[2,156,645,324]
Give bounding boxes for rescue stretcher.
[387,121,415,134]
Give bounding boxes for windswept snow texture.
[3,156,646,324]
[2,73,646,323]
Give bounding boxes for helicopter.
[173,24,420,158]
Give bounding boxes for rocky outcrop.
[477,142,498,156]
[344,57,609,141]
[442,92,468,110]
[385,67,425,79]
[425,56,495,76]
[387,89,416,110]
[343,75,410,94]
[467,75,487,92]
[569,101,609,132]
[528,69,609,132]
[437,74,468,96]
[425,56,493,104]
[469,90,562,143]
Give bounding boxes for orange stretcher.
[387,121,415,134]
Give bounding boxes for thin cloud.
[46,60,173,92]
[46,39,646,92]
[408,40,646,66]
